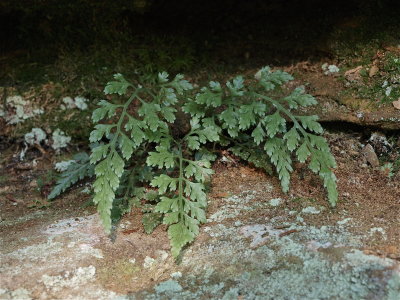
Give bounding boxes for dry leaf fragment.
[369,65,379,77]
[212,192,230,198]
[344,66,363,82]
[392,99,400,110]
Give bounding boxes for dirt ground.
[1,57,400,299]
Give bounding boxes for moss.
[96,258,141,286]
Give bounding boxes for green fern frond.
[52,67,338,259]
[48,152,94,200]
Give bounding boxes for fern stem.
[145,89,157,100]
[220,133,246,147]
[251,92,315,147]
[110,92,139,147]
[178,143,184,220]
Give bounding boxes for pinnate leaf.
[125,117,146,146]
[284,127,300,151]
[151,175,178,194]
[195,85,222,107]
[183,214,200,235]
[296,142,311,163]
[263,111,286,137]
[161,106,177,123]
[161,87,178,105]
[92,100,119,122]
[155,196,179,213]
[168,222,195,258]
[158,71,169,83]
[238,105,257,130]
[284,86,317,108]
[163,211,179,225]
[186,135,200,150]
[184,160,213,182]
[104,73,131,95]
[196,126,220,143]
[184,181,207,205]
[171,74,193,94]
[251,124,265,145]
[226,76,245,96]
[147,146,175,169]
[298,115,323,134]
[118,134,136,160]
[308,134,331,152]
[48,153,94,200]
[219,107,238,129]
[264,138,293,192]
[89,124,116,142]
[90,144,110,164]
[138,102,162,130]
[182,101,206,117]
[257,67,293,91]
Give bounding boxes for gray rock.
[362,144,380,167]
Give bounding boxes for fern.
[51,66,338,258]
[184,66,338,206]
[48,152,94,200]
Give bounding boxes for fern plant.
[50,67,338,258]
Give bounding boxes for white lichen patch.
[2,95,44,124]
[6,240,63,262]
[78,244,104,259]
[62,97,75,109]
[81,185,91,194]
[204,224,233,238]
[54,160,75,172]
[24,128,47,145]
[370,227,387,240]
[337,218,353,225]
[143,256,156,269]
[119,220,132,229]
[240,224,283,248]
[129,208,400,300]
[61,96,88,110]
[51,129,71,150]
[269,198,282,207]
[345,250,395,269]
[156,250,169,262]
[154,280,183,294]
[301,206,321,214]
[0,288,32,300]
[74,96,88,110]
[322,63,340,75]
[388,273,400,300]
[170,271,182,279]
[207,191,257,222]
[234,221,242,226]
[0,210,45,227]
[41,266,96,292]
[43,215,97,236]
[306,240,333,251]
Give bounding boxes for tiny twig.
[5,195,17,202]
[279,229,299,237]
[274,225,291,230]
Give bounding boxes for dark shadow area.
[0,0,399,86]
